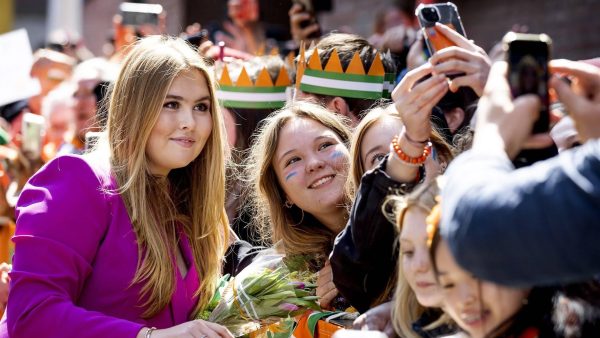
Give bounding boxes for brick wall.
[453,0,600,60]
[78,0,600,61]
[318,0,600,60]
[318,0,389,39]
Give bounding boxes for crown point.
[255,67,274,87]
[296,41,306,89]
[346,52,366,75]
[367,52,385,76]
[275,66,292,86]
[219,65,233,86]
[307,49,323,71]
[324,49,344,73]
[237,66,253,87]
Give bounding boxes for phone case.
[416,2,466,55]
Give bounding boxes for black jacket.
[330,156,422,313]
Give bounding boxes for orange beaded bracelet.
[391,135,432,166]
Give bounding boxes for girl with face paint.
[246,101,352,309]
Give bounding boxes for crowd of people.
[0,0,599,337]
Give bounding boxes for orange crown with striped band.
[295,44,395,100]
[216,62,292,109]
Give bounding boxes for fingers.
[430,47,482,69]
[190,320,233,338]
[300,24,320,39]
[352,314,366,330]
[392,62,434,97]
[522,133,555,149]
[550,75,584,115]
[430,46,491,96]
[482,61,510,97]
[550,59,600,80]
[433,58,479,76]
[411,76,449,111]
[203,321,234,338]
[448,73,484,95]
[318,284,339,308]
[514,94,542,123]
[433,22,475,51]
[288,3,303,16]
[290,12,312,26]
[394,74,447,128]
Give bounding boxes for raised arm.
[441,60,600,286]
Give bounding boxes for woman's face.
[400,207,443,307]
[273,117,349,220]
[360,115,402,171]
[435,240,529,338]
[146,69,213,176]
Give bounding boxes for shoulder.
[33,153,113,188]
[18,154,114,213]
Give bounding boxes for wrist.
[398,132,428,158]
[137,327,157,338]
[390,135,432,167]
[402,126,429,146]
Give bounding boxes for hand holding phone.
[427,23,492,96]
[290,0,321,42]
[415,2,466,56]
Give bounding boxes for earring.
[291,209,305,227]
[284,200,293,208]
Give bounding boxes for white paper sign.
[0,29,41,107]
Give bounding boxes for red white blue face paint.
[285,171,298,181]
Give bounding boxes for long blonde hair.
[387,180,450,338]
[246,101,352,258]
[106,36,228,318]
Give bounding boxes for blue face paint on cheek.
[432,147,438,162]
[330,150,345,160]
[285,171,297,181]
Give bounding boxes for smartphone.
[293,0,321,39]
[415,2,466,55]
[503,32,552,134]
[21,112,45,160]
[119,2,162,27]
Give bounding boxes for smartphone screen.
[21,112,45,160]
[416,3,466,55]
[505,33,551,134]
[119,2,162,26]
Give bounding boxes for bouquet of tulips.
[198,253,320,337]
